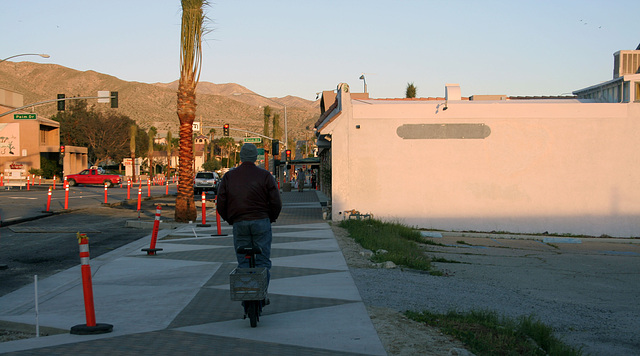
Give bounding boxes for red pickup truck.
[65,168,123,187]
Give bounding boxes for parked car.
[194,171,219,195]
[65,168,123,187]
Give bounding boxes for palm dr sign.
[13,113,37,120]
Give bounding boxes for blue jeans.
[233,218,273,285]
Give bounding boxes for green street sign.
[14,113,37,120]
[243,137,262,143]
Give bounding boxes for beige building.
[573,49,640,102]
[0,88,87,183]
[315,48,640,237]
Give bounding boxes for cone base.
[141,248,163,255]
[70,323,113,335]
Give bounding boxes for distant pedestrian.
[297,168,306,192]
[217,143,282,308]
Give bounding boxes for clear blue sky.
[2,0,638,100]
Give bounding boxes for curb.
[438,231,640,244]
[125,220,185,229]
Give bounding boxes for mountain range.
[0,61,320,141]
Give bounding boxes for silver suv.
[194,171,220,195]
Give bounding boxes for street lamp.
[0,53,50,63]
[232,92,288,150]
[359,74,367,93]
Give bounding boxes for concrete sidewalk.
[0,191,386,355]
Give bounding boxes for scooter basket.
[229,267,268,301]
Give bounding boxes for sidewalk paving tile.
[0,191,386,355]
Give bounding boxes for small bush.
[37,157,62,179]
[406,309,583,356]
[339,218,433,271]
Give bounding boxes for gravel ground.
[331,225,471,355]
[332,225,640,356]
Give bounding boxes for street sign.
[14,113,37,120]
[97,91,110,103]
[243,137,262,143]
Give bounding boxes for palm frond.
[180,0,209,87]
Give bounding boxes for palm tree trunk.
[174,0,207,222]
[130,124,137,182]
[175,81,197,222]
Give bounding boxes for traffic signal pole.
[0,94,118,118]
[201,125,276,141]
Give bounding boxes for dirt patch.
[0,321,66,343]
[330,224,471,355]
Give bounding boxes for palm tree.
[406,82,417,98]
[175,0,208,222]
[207,128,216,161]
[218,137,236,167]
[148,126,157,176]
[263,106,271,151]
[272,113,281,143]
[130,124,137,182]
[165,130,173,176]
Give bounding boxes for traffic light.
[285,149,291,161]
[223,124,229,136]
[60,145,65,156]
[272,140,279,155]
[57,94,65,111]
[110,91,118,108]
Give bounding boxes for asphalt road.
[0,184,183,297]
[0,183,173,224]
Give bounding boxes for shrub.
[339,218,433,271]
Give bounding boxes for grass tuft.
[339,218,433,271]
[338,219,581,354]
[405,309,583,356]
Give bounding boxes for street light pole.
[0,53,50,63]
[359,74,367,93]
[0,94,117,118]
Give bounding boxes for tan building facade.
[1,88,87,182]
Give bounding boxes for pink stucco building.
[315,48,640,237]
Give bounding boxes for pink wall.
[322,85,640,237]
